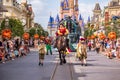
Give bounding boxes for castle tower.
[92,3,102,28]
[60,0,79,20]
[74,0,79,21]
[93,3,101,17]
[69,0,74,16]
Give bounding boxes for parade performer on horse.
[55,23,69,65]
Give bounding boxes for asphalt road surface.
[0,48,120,80]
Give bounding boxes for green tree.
[84,28,95,38]
[28,23,49,37]
[29,28,36,37]
[105,26,120,38]
[0,18,24,37]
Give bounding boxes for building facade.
[91,3,102,29]
[104,0,120,25]
[0,0,34,30]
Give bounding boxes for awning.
[0,3,8,12]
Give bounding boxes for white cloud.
[17,0,109,28]
[78,1,108,23]
[30,0,44,16]
[79,3,94,20]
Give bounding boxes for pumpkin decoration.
[40,35,45,40]
[91,35,95,39]
[98,33,105,40]
[100,35,106,40]
[93,32,98,38]
[34,34,39,39]
[2,29,12,39]
[108,32,116,40]
[23,32,29,40]
[87,36,91,40]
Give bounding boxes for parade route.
[0,49,120,80]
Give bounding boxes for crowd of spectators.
[87,38,120,60]
[0,38,30,63]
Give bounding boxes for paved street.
[71,51,120,80]
[0,48,58,80]
[0,48,120,80]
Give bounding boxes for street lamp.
[5,17,9,28]
[36,28,38,34]
[111,22,114,31]
[41,30,43,35]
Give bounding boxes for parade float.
[57,17,81,52]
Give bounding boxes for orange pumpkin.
[100,35,106,40]
[23,33,29,40]
[2,29,12,39]
[87,36,91,40]
[34,34,39,39]
[91,35,95,39]
[40,36,45,40]
[108,32,116,40]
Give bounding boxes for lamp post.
[35,27,37,34]
[111,22,114,31]
[5,17,9,28]
[41,30,43,35]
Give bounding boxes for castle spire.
[93,3,102,16]
[93,3,101,12]
[69,0,74,9]
[75,0,78,7]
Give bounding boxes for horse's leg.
[62,51,66,64]
[59,51,63,65]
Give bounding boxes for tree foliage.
[28,23,49,37]
[105,26,120,38]
[0,18,24,37]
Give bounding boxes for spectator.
[116,39,120,59]
[95,41,101,54]
[14,48,19,58]
[0,49,5,63]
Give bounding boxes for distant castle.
[47,0,83,37]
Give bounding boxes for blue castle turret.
[47,14,60,37]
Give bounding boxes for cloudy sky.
[18,0,110,29]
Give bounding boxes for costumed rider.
[57,24,70,54]
[57,24,69,36]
